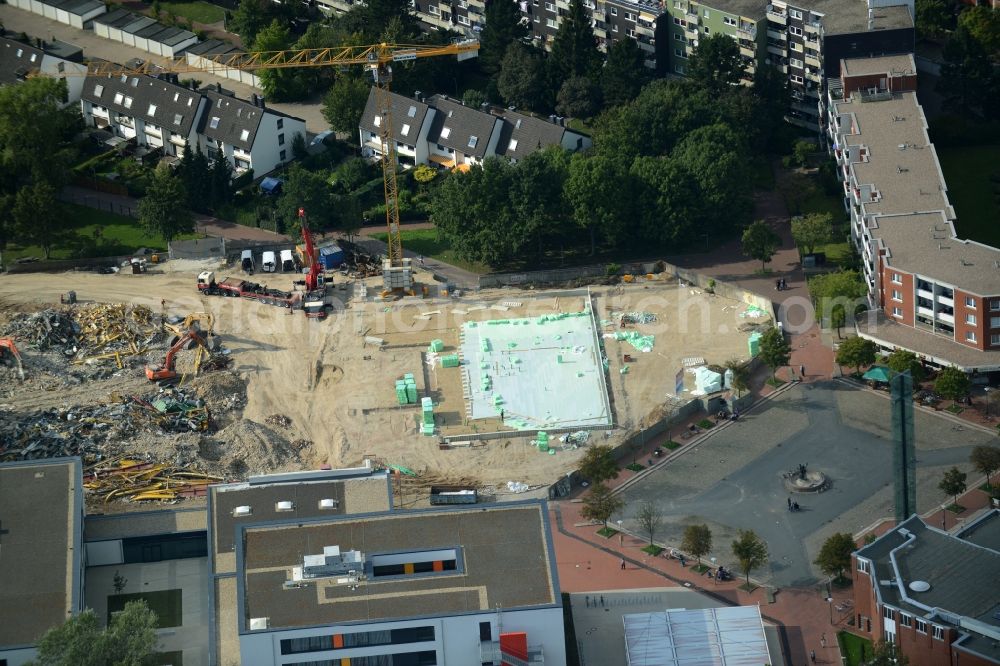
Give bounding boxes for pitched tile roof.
[83,72,202,137]
[425,94,498,158]
[0,36,45,84]
[196,85,303,151]
[496,109,567,160]
[359,87,432,146]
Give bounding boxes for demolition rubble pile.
[3,304,161,361]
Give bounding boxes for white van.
[261,251,277,273]
[240,249,254,274]
[280,249,296,272]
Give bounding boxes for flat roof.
[842,53,916,77]
[856,516,1000,627]
[240,502,557,631]
[624,605,771,666]
[872,213,1000,296]
[684,0,765,20]
[787,0,912,34]
[0,459,81,649]
[955,510,1000,553]
[85,507,207,541]
[857,311,1000,371]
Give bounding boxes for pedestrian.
[600,595,605,606]
[800,364,806,378]
[500,409,505,422]
[821,634,827,648]
[810,650,816,663]
[621,558,626,570]
[787,496,792,509]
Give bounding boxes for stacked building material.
[395,374,419,405]
[440,354,460,368]
[420,397,435,436]
[428,339,444,353]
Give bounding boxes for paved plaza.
[618,381,992,587]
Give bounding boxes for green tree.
[278,163,337,231]
[934,366,971,401]
[578,444,619,485]
[601,38,651,107]
[209,150,234,209]
[177,143,211,212]
[791,212,833,255]
[681,524,712,566]
[635,500,663,547]
[480,0,528,74]
[0,77,79,187]
[253,21,303,101]
[915,0,952,39]
[565,153,631,254]
[758,327,791,382]
[938,25,1000,117]
[556,76,601,118]
[808,270,867,336]
[792,139,815,167]
[12,181,67,260]
[939,466,968,507]
[958,6,1000,54]
[228,0,273,45]
[27,600,157,666]
[724,358,749,397]
[138,166,194,244]
[344,0,419,41]
[461,89,488,109]
[886,349,925,383]
[687,32,745,90]
[970,445,1000,488]
[322,75,371,134]
[497,43,546,110]
[291,131,307,161]
[814,532,855,584]
[835,336,877,375]
[548,0,601,83]
[630,156,701,246]
[741,219,781,270]
[581,482,625,529]
[672,124,751,234]
[412,164,438,184]
[867,641,910,666]
[511,147,571,261]
[731,529,768,587]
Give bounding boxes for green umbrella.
[862,366,892,383]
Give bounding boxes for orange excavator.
[145,327,207,382]
[0,338,24,381]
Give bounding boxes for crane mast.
[369,58,405,286]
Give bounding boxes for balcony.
[936,311,955,324]
[635,23,654,37]
[169,134,186,146]
[804,18,821,33]
[937,294,954,307]
[767,43,787,57]
[736,24,757,39]
[766,27,785,41]
[740,44,755,57]
[805,53,821,68]
[144,126,162,138]
[805,68,822,82]
[766,5,787,24]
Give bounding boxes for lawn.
[160,0,225,24]
[838,631,872,666]
[107,589,182,629]
[4,205,199,262]
[937,145,1000,248]
[371,228,489,274]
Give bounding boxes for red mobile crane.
[298,208,328,319]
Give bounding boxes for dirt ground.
[0,263,762,497]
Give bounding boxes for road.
[0,4,330,132]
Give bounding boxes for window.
[892,307,903,317]
[407,105,417,118]
[428,4,438,13]
[16,48,22,57]
[883,607,895,621]
[790,74,803,83]
[440,127,451,139]
[992,300,1000,311]
[400,123,411,136]
[789,58,803,68]
[965,296,975,307]
[674,63,685,74]
[703,26,710,33]
[992,317,1000,328]
[933,626,945,640]
[545,2,554,9]
[703,8,709,17]
[174,113,183,125]
[789,8,802,18]
[966,313,976,324]
[612,24,618,31]
[992,334,1000,345]
[915,619,927,633]
[216,97,223,108]
[278,133,285,145]
[280,626,436,655]
[790,41,802,51]
[610,6,617,14]
[373,115,381,127]
[723,16,736,25]
[857,559,869,573]
[240,129,250,141]
[534,14,539,21]
[279,149,286,161]
[674,17,686,25]
[114,92,124,105]
[147,104,157,116]
[94,84,104,97]
[899,614,912,628]
[468,135,478,148]
[123,96,133,109]
[674,0,682,6]
[966,331,977,342]
[547,17,557,26]
[130,77,139,87]
[790,25,802,35]
[891,273,902,284]
[210,116,220,129]
[675,47,687,57]
[627,28,636,36]
[892,290,902,301]
[508,139,518,151]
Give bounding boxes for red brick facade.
[881,265,916,327]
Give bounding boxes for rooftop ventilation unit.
[909,580,930,592]
[275,501,294,511]
[249,617,269,630]
[233,505,252,517]
[319,498,339,509]
[293,546,366,582]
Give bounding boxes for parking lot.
[618,381,991,587]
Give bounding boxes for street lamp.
[826,596,834,625]
[617,520,623,546]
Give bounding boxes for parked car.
[240,249,254,274]
[261,251,277,273]
[280,249,296,272]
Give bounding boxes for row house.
[827,54,1000,371]
[358,88,591,169]
[0,34,88,106]
[851,513,1000,666]
[80,72,305,177]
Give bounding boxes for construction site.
[0,259,765,510]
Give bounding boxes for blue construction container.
[318,244,346,269]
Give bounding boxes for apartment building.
[661,0,764,81]
[0,459,85,666]
[0,34,88,105]
[359,87,591,169]
[851,513,1000,666]
[827,54,1000,372]
[80,72,305,175]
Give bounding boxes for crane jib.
[391,50,418,62]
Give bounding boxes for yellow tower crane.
[76,41,480,291]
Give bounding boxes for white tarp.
[694,366,722,394]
